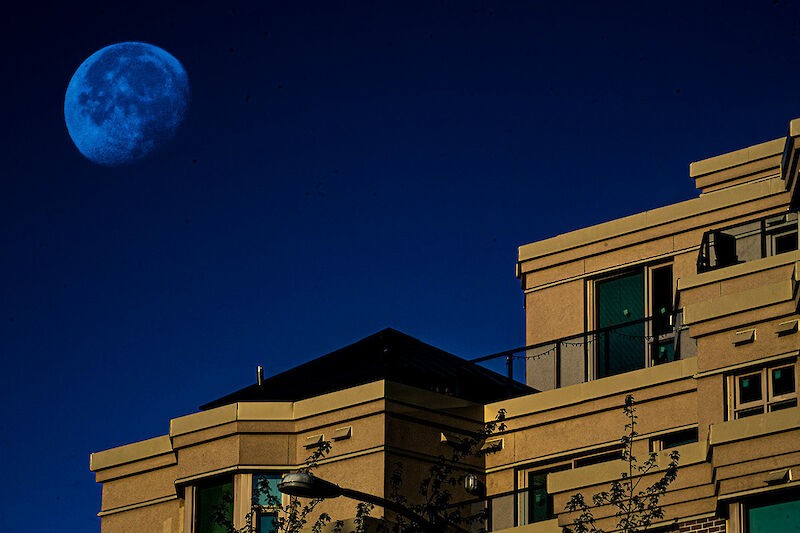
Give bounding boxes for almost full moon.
[64,42,190,166]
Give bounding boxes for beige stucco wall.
[100,500,183,533]
[91,380,490,532]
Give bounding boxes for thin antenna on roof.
[257,365,264,386]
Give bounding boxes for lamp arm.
[338,487,439,533]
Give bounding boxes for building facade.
[91,119,800,533]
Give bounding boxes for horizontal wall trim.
[522,247,698,294]
[173,446,386,487]
[485,425,699,474]
[487,358,697,422]
[170,382,388,437]
[717,479,800,501]
[693,351,798,379]
[548,441,707,494]
[90,434,175,472]
[683,279,796,326]
[690,137,784,177]
[710,407,800,446]
[519,177,788,264]
[98,494,178,517]
[678,250,800,292]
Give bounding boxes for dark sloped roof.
[201,328,536,410]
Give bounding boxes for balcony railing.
[471,311,696,390]
[696,210,798,273]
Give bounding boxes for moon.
[64,42,190,167]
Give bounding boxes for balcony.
[696,210,798,273]
[472,311,696,390]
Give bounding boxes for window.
[765,212,799,257]
[730,362,797,419]
[519,448,622,525]
[592,264,675,379]
[195,477,234,533]
[573,449,623,468]
[650,428,698,452]
[525,463,570,523]
[253,473,284,533]
[745,491,800,532]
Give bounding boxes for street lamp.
[278,472,451,533]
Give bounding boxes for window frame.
[516,446,623,526]
[729,488,800,532]
[249,472,286,533]
[586,262,675,380]
[190,475,235,533]
[728,361,798,420]
[649,427,699,453]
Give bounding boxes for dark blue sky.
[3,1,800,530]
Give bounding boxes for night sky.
[3,1,800,530]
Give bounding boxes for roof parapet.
[690,138,785,195]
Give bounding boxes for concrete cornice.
[90,435,174,472]
[548,441,706,495]
[518,177,788,265]
[91,379,482,472]
[682,279,797,326]
[689,138,784,179]
[486,358,697,422]
[710,408,800,446]
[678,250,800,292]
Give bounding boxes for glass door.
[595,271,644,378]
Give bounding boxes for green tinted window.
[528,473,548,523]
[257,513,278,533]
[595,271,645,378]
[253,473,283,507]
[196,478,234,533]
[527,463,570,523]
[747,495,800,532]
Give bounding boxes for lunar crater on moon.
[64,42,190,167]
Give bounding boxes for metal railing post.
[555,342,562,389]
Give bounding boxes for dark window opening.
[196,477,234,533]
[523,447,622,524]
[527,464,570,523]
[774,231,798,255]
[651,428,698,451]
[651,266,674,336]
[772,366,796,397]
[573,449,623,468]
[739,374,762,404]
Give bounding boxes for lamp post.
[278,472,453,533]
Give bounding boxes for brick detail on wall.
[678,516,727,533]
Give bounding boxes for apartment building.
[91,119,799,533]
[496,118,800,532]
